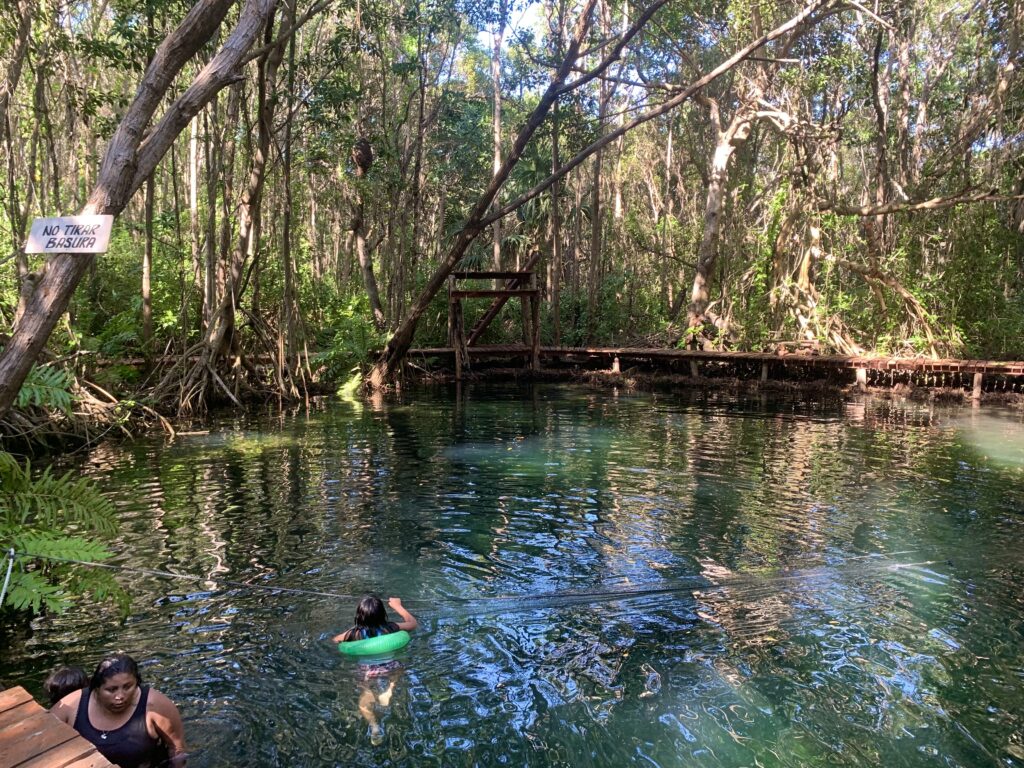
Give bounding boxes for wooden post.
[530,272,541,371]
[972,372,983,401]
[447,276,454,344]
[760,362,769,382]
[856,367,867,391]
[448,277,466,381]
[452,299,463,381]
[689,359,700,377]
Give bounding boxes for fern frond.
[15,366,75,413]
[13,531,113,563]
[0,461,117,535]
[4,571,70,614]
[0,451,122,616]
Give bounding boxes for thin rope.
[0,548,15,607]
[5,547,942,617]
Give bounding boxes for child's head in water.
[44,665,89,706]
[354,595,389,628]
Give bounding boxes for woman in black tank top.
[52,654,188,768]
[74,683,167,767]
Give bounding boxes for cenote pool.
[2,384,1024,767]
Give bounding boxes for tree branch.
[822,188,1019,216]
[482,0,836,229]
[555,0,673,97]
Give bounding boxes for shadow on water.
[2,383,1023,767]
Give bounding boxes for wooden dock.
[0,687,114,768]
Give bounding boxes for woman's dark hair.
[354,595,388,628]
[44,666,89,705]
[90,654,142,690]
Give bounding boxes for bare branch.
[483,0,837,228]
[242,0,333,66]
[822,188,1020,216]
[556,0,673,97]
[842,0,895,30]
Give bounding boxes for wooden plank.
[0,700,42,731]
[0,688,113,768]
[404,346,1024,378]
[0,687,33,713]
[18,737,99,768]
[450,289,539,299]
[451,270,533,279]
[0,710,77,767]
[61,754,116,768]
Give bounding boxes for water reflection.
[2,385,1023,767]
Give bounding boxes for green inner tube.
[337,630,411,657]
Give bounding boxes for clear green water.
[2,384,1024,767]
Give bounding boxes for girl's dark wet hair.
[354,595,388,628]
[44,666,89,705]
[90,653,142,691]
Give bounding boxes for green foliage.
[91,364,142,393]
[0,452,127,615]
[313,295,388,384]
[548,274,663,347]
[15,366,75,413]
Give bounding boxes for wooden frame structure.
[447,251,541,380]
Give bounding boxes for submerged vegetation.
[0,0,1021,421]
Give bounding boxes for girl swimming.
[333,596,418,745]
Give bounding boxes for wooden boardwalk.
[409,345,1024,377]
[0,687,113,768]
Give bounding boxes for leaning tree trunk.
[353,193,387,330]
[0,0,276,418]
[153,3,288,414]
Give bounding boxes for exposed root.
[147,304,310,416]
[0,377,171,455]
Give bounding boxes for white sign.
[25,215,114,254]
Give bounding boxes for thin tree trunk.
[660,118,673,313]
[585,0,613,341]
[549,99,562,345]
[218,83,242,310]
[0,0,34,135]
[491,0,507,272]
[279,7,299,394]
[143,174,155,359]
[353,193,387,329]
[189,115,202,298]
[203,104,218,331]
[683,114,749,333]
[408,13,441,287]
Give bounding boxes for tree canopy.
[0,0,1021,416]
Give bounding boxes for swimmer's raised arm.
[387,597,418,631]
